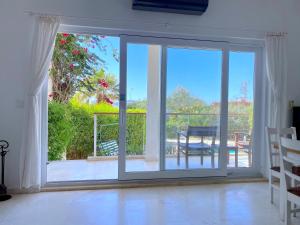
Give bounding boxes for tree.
[167,87,206,113]
[49,33,118,103]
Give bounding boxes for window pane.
[125,43,161,172]
[227,51,255,168]
[165,47,222,170]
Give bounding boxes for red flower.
[60,39,67,45]
[98,79,109,88]
[62,33,70,37]
[72,49,80,55]
[69,64,74,70]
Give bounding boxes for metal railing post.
[94,114,97,157]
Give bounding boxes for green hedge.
[48,100,146,160]
[48,102,73,160]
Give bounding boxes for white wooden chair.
[265,127,297,204]
[279,137,300,225]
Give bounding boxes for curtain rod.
[24,10,171,28]
[266,32,288,37]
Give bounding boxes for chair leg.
[270,186,274,204]
[177,147,180,166]
[185,153,189,169]
[211,152,215,168]
[269,175,274,204]
[291,179,297,217]
[248,151,252,167]
[285,200,291,225]
[201,155,203,165]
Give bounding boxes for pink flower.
[98,79,109,88]
[72,49,80,55]
[84,48,88,53]
[60,39,67,45]
[69,64,74,70]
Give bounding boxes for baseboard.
[42,176,267,192]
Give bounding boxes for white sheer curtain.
[20,16,60,191]
[265,34,288,129]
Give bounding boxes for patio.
[47,153,251,182]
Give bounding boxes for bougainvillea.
[78,69,118,105]
[49,33,119,103]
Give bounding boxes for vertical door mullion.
[160,46,167,171]
[118,36,128,180]
[220,48,229,174]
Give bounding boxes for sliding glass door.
[118,35,230,180]
[43,30,262,184]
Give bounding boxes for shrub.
[48,101,73,160]
[48,99,147,160]
[126,112,146,155]
[66,105,94,159]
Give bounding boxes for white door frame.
[226,45,263,175]
[118,34,230,180]
[42,26,264,185]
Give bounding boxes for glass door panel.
[227,51,255,168]
[125,43,162,172]
[164,47,223,170]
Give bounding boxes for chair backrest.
[187,126,217,144]
[187,126,217,136]
[279,137,300,190]
[280,127,297,139]
[265,127,297,168]
[265,127,279,168]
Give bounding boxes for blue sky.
[95,36,254,104]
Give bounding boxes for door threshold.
[42,176,266,192]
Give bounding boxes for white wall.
[285,1,300,106]
[1,0,300,189]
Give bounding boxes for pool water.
[228,149,236,154]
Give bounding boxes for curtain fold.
[20,16,60,191]
[265,35,288,129]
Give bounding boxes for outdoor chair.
[177,126,217,169]
[234,131,252,166]
[98,140,118,156]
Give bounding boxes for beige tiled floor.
[1,182,299,225]
[47,154,250,182]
